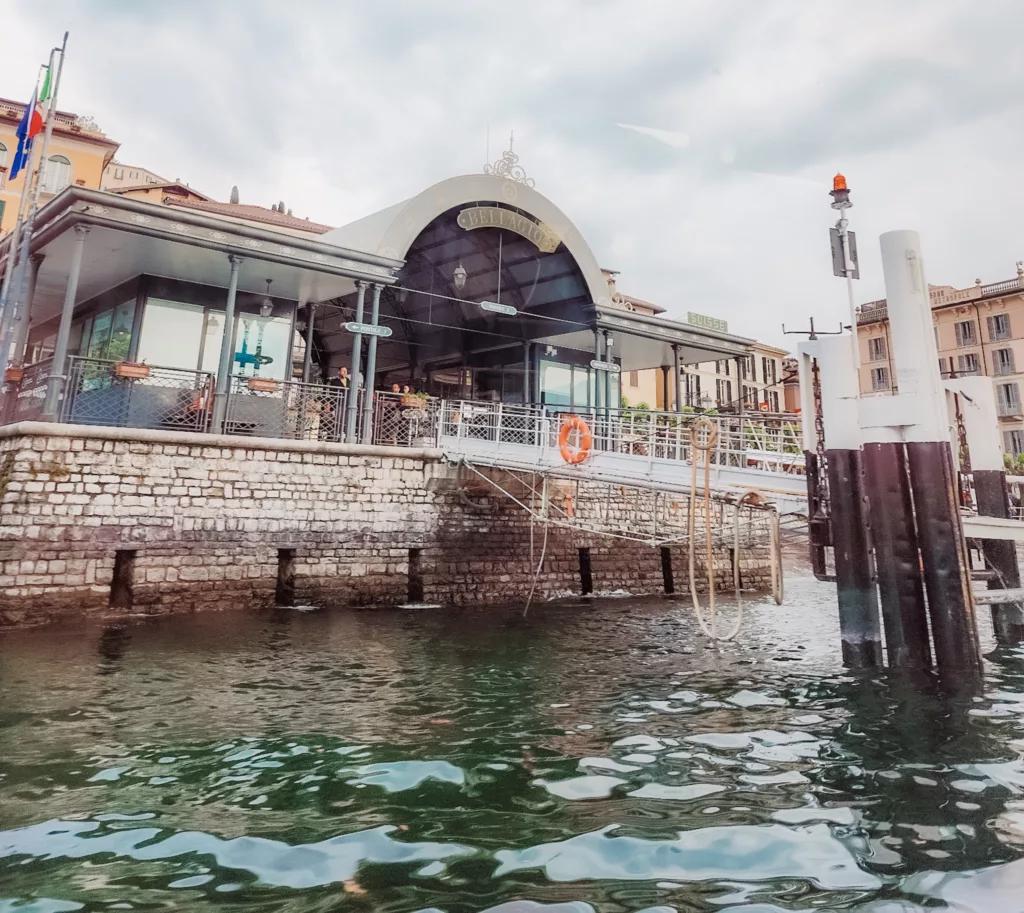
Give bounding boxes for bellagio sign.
[456,206,560,253]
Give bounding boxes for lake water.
[2,572,1024,912]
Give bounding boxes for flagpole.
[0,64,46,382]
[0,34,68,385]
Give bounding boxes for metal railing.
[224,375,354,442]
[1,357,53,424]
[371,391,441,446]
[440,400,804,473]
[61,356,214,432]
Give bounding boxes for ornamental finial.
[484,130,535,187]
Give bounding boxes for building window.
[997,382,1021,417]
[989,313,1012,341]
[113,167,123,180]
[761,357,769,384]
[628,370,638,388]
[938,357,951,377]
[871,367,890,391]
[1005,430,1024,457]
[957,353,980,376]
[770,391,780,412]
[955,320,977,347]
[867,337,887,362]
[743,384,757,407]
[40,154,72,194]
[995,348,1016,376]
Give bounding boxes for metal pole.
[592,328,601,412]
[660,365,670,412]
[210,254,242,433]
[12,253,42,366]
[672,344,681,413]
[302,302,316,383]
[41,224,88,420]
[344,281,367,443]
[838,212,861,382]
[522,341,530,405]
[603,331,611,420]
[360,283,382,443]
[2,37,68,382]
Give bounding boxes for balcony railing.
[61,356,214,433]
[1,357,53,424]
[224,375,355,442]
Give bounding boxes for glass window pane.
[572,365,589,409]
[85,311,112,361]
[108,300,135,362]
[137,299,204,371]
[540,360,571,408]
[233,315,292,380]
[200,310,225,375]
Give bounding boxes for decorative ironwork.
[484,132,535,187]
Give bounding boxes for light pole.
[830,173,860,387]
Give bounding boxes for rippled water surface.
[3,574,1024,912]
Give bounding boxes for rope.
[523,477,548,618]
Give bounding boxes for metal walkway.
[436,401,809,513]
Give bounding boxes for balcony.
[997,402,1023,419]
[856,302,888,324]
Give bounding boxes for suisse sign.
[687,312,728,334]
[457,206,560,254]
[344,322,392,338]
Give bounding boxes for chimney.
[230,185,239,205]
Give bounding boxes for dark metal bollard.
[906,441,982,672]
[861,442,931,669]
[973,469,1024,644]
[825,448,883,668]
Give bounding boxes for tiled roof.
[165,198,333,234]
[109,182,212,201]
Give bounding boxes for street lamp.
[452,263,467,293]
[260,279,274,318]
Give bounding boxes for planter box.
[114,362,151,380]
[401,395,429,409]
[4,366,24,384]
[247,377,278,393]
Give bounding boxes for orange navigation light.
[833,173,848,192]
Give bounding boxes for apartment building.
[857,264,1024,454]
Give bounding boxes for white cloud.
[1,0,1021,348]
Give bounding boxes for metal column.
[210,254,242,434]
[672,344,682,413]
[603,331,612,418]
[360,284,383,443]
[12,253,42,366]
[523,342,530,405]
[41,225,89,420]
[302,302,317,383]
[344,281,367,443]
[660,365,670,411]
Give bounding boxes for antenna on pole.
[782,317,845,341]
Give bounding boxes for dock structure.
[800,228,1024,672]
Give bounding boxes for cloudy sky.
[2,0,1022,346]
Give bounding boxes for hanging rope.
[688,418,724,639]
[523,477,549,618]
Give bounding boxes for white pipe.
[815,335,861,451]
[879,230,948,443]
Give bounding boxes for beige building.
[102,160,168,190]
[0,98,118,232]
[857,264,1024,455]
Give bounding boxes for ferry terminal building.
[0,171,756,438]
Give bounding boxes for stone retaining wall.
[0,423,772,626]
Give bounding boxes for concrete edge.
[0,421,444,461]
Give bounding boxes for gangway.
[435,401,809,514]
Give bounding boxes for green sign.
[687,312,728,334]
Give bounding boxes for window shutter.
[1012,383,1021,408]
[998,384,1008,410]
[955,323,963,347]
[1009,349,1016,373]
[988,315,996,341]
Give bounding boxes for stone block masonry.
[0,423,773,626]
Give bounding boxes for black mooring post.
[825,448,883,668]
[804,451,832,581]
[861,442,932,668]
[974,469,1024,643]
[906,441,983,672]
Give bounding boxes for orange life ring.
[559,415,592,464]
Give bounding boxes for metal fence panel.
[61,357,214,432]
[372,391,440,446]
[224,376,352,442]
[0,358,53,425]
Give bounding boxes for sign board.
[344,322,393,338]
[479,300,518,317]
[456,206,560,253]
[829,227,860,279]
[590,360,621,374]
[687,312,728,334]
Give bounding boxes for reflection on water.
[1,575,1023,912]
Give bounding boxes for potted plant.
[4,365,24,384]
[401,391,430,410]
[247,377,278,393]
[114,361,151,379]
